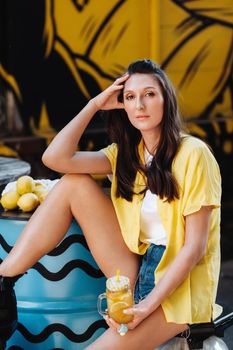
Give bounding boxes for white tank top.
[140,148,167,246]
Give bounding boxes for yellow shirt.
[101,135,222,324]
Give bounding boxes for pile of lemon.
[0,176,57,212]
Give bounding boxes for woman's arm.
[42,74,128,174]
[142,206,211,310]
[122,205,212,329]
[42,101,110,174]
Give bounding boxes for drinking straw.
[116,269,120,282]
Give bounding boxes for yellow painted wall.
[54,0,159,87]
[50,0,233,149]
[160,0,233,119]
[53,0,232,120]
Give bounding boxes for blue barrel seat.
[0,216,106,349]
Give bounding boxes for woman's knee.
[61,173,92,183]
[59,173,93,192]
[58,174,106,210]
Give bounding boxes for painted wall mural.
[160,0,233,157]
[0,0,155,150]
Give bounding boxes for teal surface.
[0,217,107,349]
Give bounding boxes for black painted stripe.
[0,235,103,280]
[85,0,126,56]
[17,320,108,343]
[48,234,89,256]
[0,234,12,253]
[0,234,89,256]
[32,259,104,280]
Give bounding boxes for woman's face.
[123,73,164,136]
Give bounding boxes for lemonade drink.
[106,275,134,324]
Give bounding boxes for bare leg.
[0,174,139,285]
[85,306,188,350]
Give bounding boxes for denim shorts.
[134,244,166,304]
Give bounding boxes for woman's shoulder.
[100,143,118,164]
[101,142,118,153]
[174,134,218,170]
[179,134,212,155]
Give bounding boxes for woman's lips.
[136,115,150,119]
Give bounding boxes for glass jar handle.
[97,293,108,316]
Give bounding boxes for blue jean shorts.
[134,244,166,304]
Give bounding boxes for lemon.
[0,191,20,210]
[109,301,132,323]
[17,193,39,212]
[36,190,49,204]
[33,183,49,204]
[34,182,46,190]
[16,175,35,195]
[34,185,45,196]
[109,301,129,314]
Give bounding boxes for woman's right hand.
[91,74,129,111]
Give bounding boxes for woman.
[0,59,221,349]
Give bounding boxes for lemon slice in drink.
[109,301,132,323]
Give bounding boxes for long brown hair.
[106,59,183,202]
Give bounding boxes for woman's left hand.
[104,301,152,333]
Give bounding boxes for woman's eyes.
[125,95,134,100]
[145,91,155,97]
[125,92,155,100]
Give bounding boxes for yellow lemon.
[34,185,46,196]
[0,191,20,210]
[33,184,49,204]
[36,190,49,204]
[16,175,35,195]
[34,182,46,190]
[17,193,39,212]
[109,301,132,324]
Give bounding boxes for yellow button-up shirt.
[101,135,222,324]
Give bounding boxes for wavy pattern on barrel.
[0,218,106,349]
[0,234,104,280]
